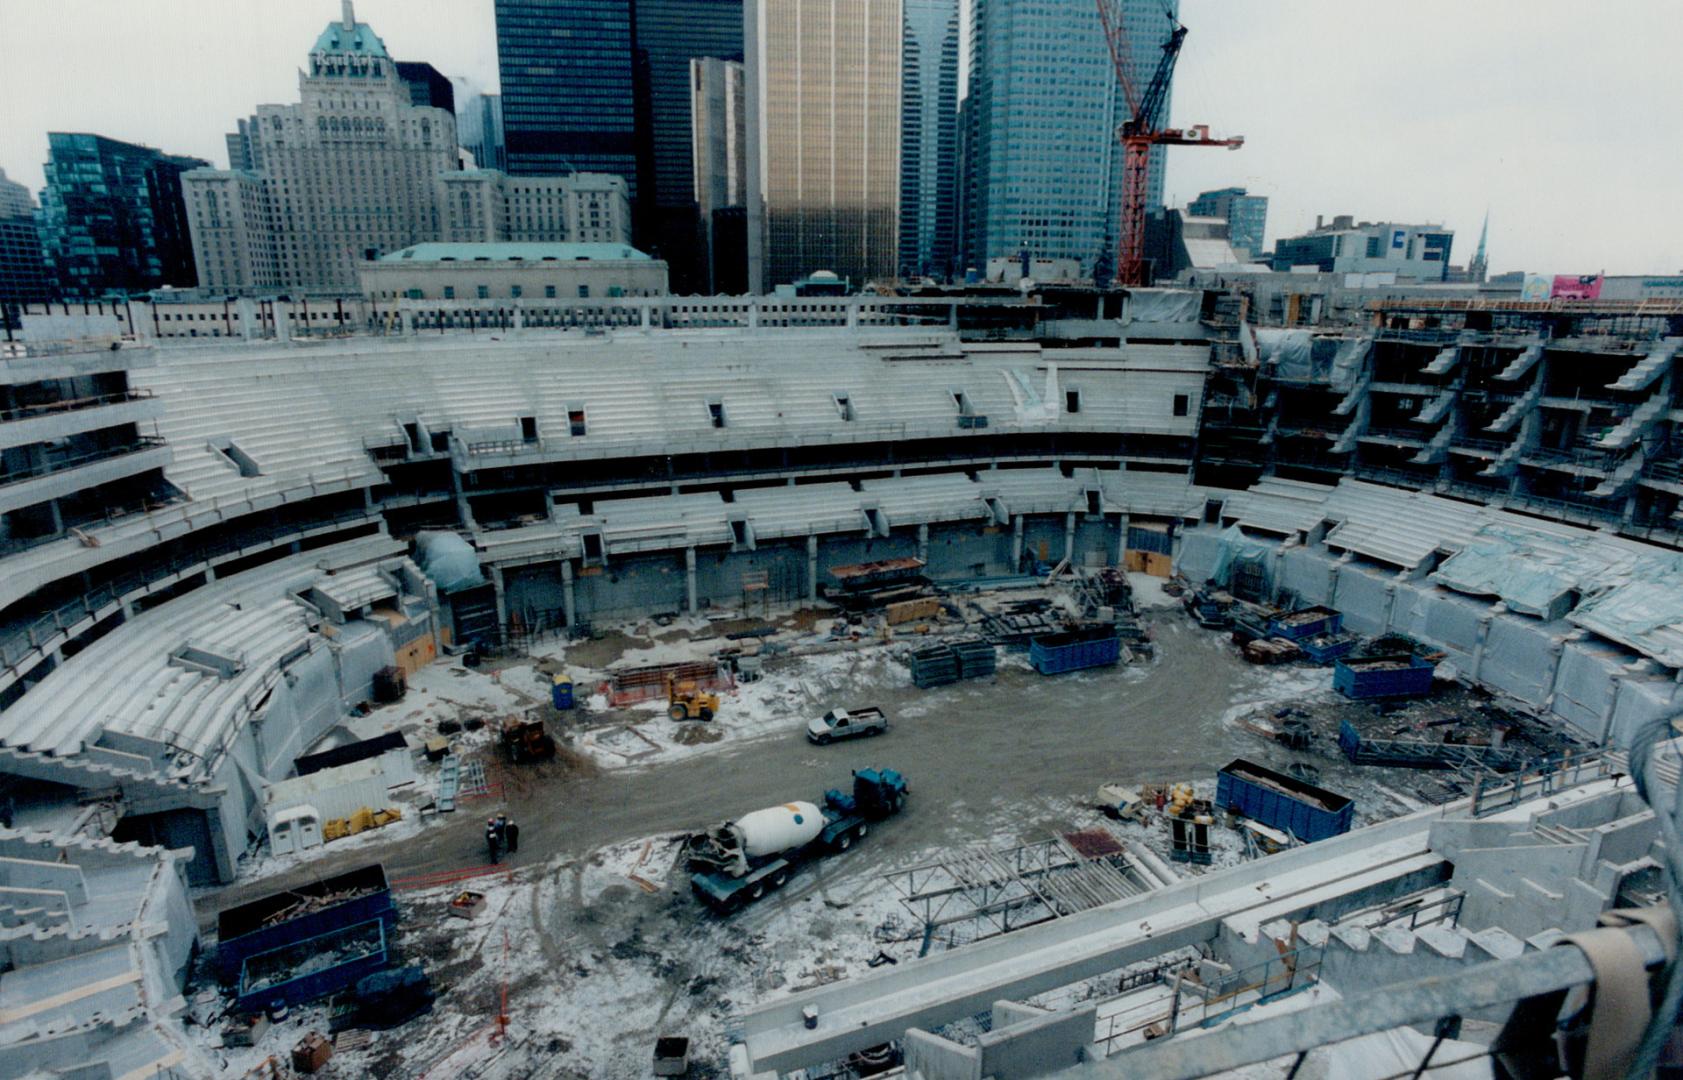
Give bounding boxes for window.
[707,400,726,429]
[477,285,489,299]
[406,288,422,300]
[1065,389,1081,414]
[520,416,538,443]
[443,286,455,299]
[1173,394,1190,417]
[577,284,590,298]
[568,406,587,437]
[511,285,522,298]
[1086,489,1102,516]
[544,285,556,298]
[833,393,854,421]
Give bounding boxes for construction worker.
[504,817,520,855]
[486,817,502,864]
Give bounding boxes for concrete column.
[1327,555,1351,609]
[46,498,63,535]
[1541,636,1571,712]
[489,565,508,627]
[1469,614,1495,682]
[1598,675,1625,746]
[1381,583,1398,633]
[847,302,860,328]
[273,301,292,343]
[948,303,958,329]
[237,297,257,341]
[641,303,652,330]
[560,559,577,630]
[685,547,698,613]
[400,308,414,336]
[1115,512,1130,566]
[747,301,759,329]
[542,490,555,519]
[1063,511,1077,567]
[807,534,820,603]
[512,305,524,330]
[1011,515,1024,572]
[204,563,217,583]
[917,523,930,566]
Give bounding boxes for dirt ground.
[192,595,1581,1076]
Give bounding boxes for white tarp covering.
[1126,288,1201,324]
[1571,575,1683,669]
[1254,328,1315,381]
[1328,335,1370,393]
[1208,525,1276,593]
[417,529,486,594]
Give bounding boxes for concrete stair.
[1411,424,1455,466]
[1480,438,1527,479]
[1487,382,1542,433]
[1423,346,1461,376]
[1494,342,1544,382]
[1589,449,1645,499]
[1413,390,1458,425]
[1333,370,1371,417]
[1314,912,1564,998]
[1609,337,1680,392]
[1598,387,1670,450]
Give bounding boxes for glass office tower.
[495,0,641,188]
[35,133,206,299]
[899,0,959,280]
[962,0,1177,280]
[746,0,903,291]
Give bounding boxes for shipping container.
[1266,606,1343,642]
[217,864,395,983]
[1334,654,1435,699]
[236,918,390,1012]
[1216,759,1354,843]
[1029,626,1122,675]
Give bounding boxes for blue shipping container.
[1216,759,1355,842]
[216,864,394,983]
[1029,628,1121,675]
[1266,606,1343,642]
[1333,655,1435,700]
[236,918,390,1012]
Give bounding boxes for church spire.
[1469,210,1489,283]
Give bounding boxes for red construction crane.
[1093,4,1244,287]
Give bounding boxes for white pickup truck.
[806,706,889,745]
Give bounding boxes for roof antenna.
[342,0,356,31]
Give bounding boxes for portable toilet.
[270,805,322,855]
[551,673,574,710]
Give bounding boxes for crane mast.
[1094,4,1244,287]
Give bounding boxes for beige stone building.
[183,3,457,294]
[436,171,630,245]
[357,242,668,301]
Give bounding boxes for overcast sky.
[3,0,1678,276]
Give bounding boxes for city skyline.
[2,0,1680,276]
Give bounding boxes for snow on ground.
[1127,571,1179,610]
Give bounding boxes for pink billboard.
[1551,274,1603,300]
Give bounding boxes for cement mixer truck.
[686,767,909,912]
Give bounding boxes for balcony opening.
[707,400,726,429]
[1086,489,1102,516]
[568,406,587,437]
[210,438,261,477]
[834,393,854,421]
[730,519,749,545]
[1066,389,1082,414]
[581,531,603,562]
[520,416,538,443]
[1174,393,1190,417]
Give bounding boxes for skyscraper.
[35,134,206,299]
[961,0,1177,280]
[745,0,903,292]
[1188,186,1268,260]
[182,2,459,293]
[636,0,742,292]
[692,58,747,292]
[457,89,507,172]
[496,0,640,186]
[899,0,959,281]
[0,168,54,315]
